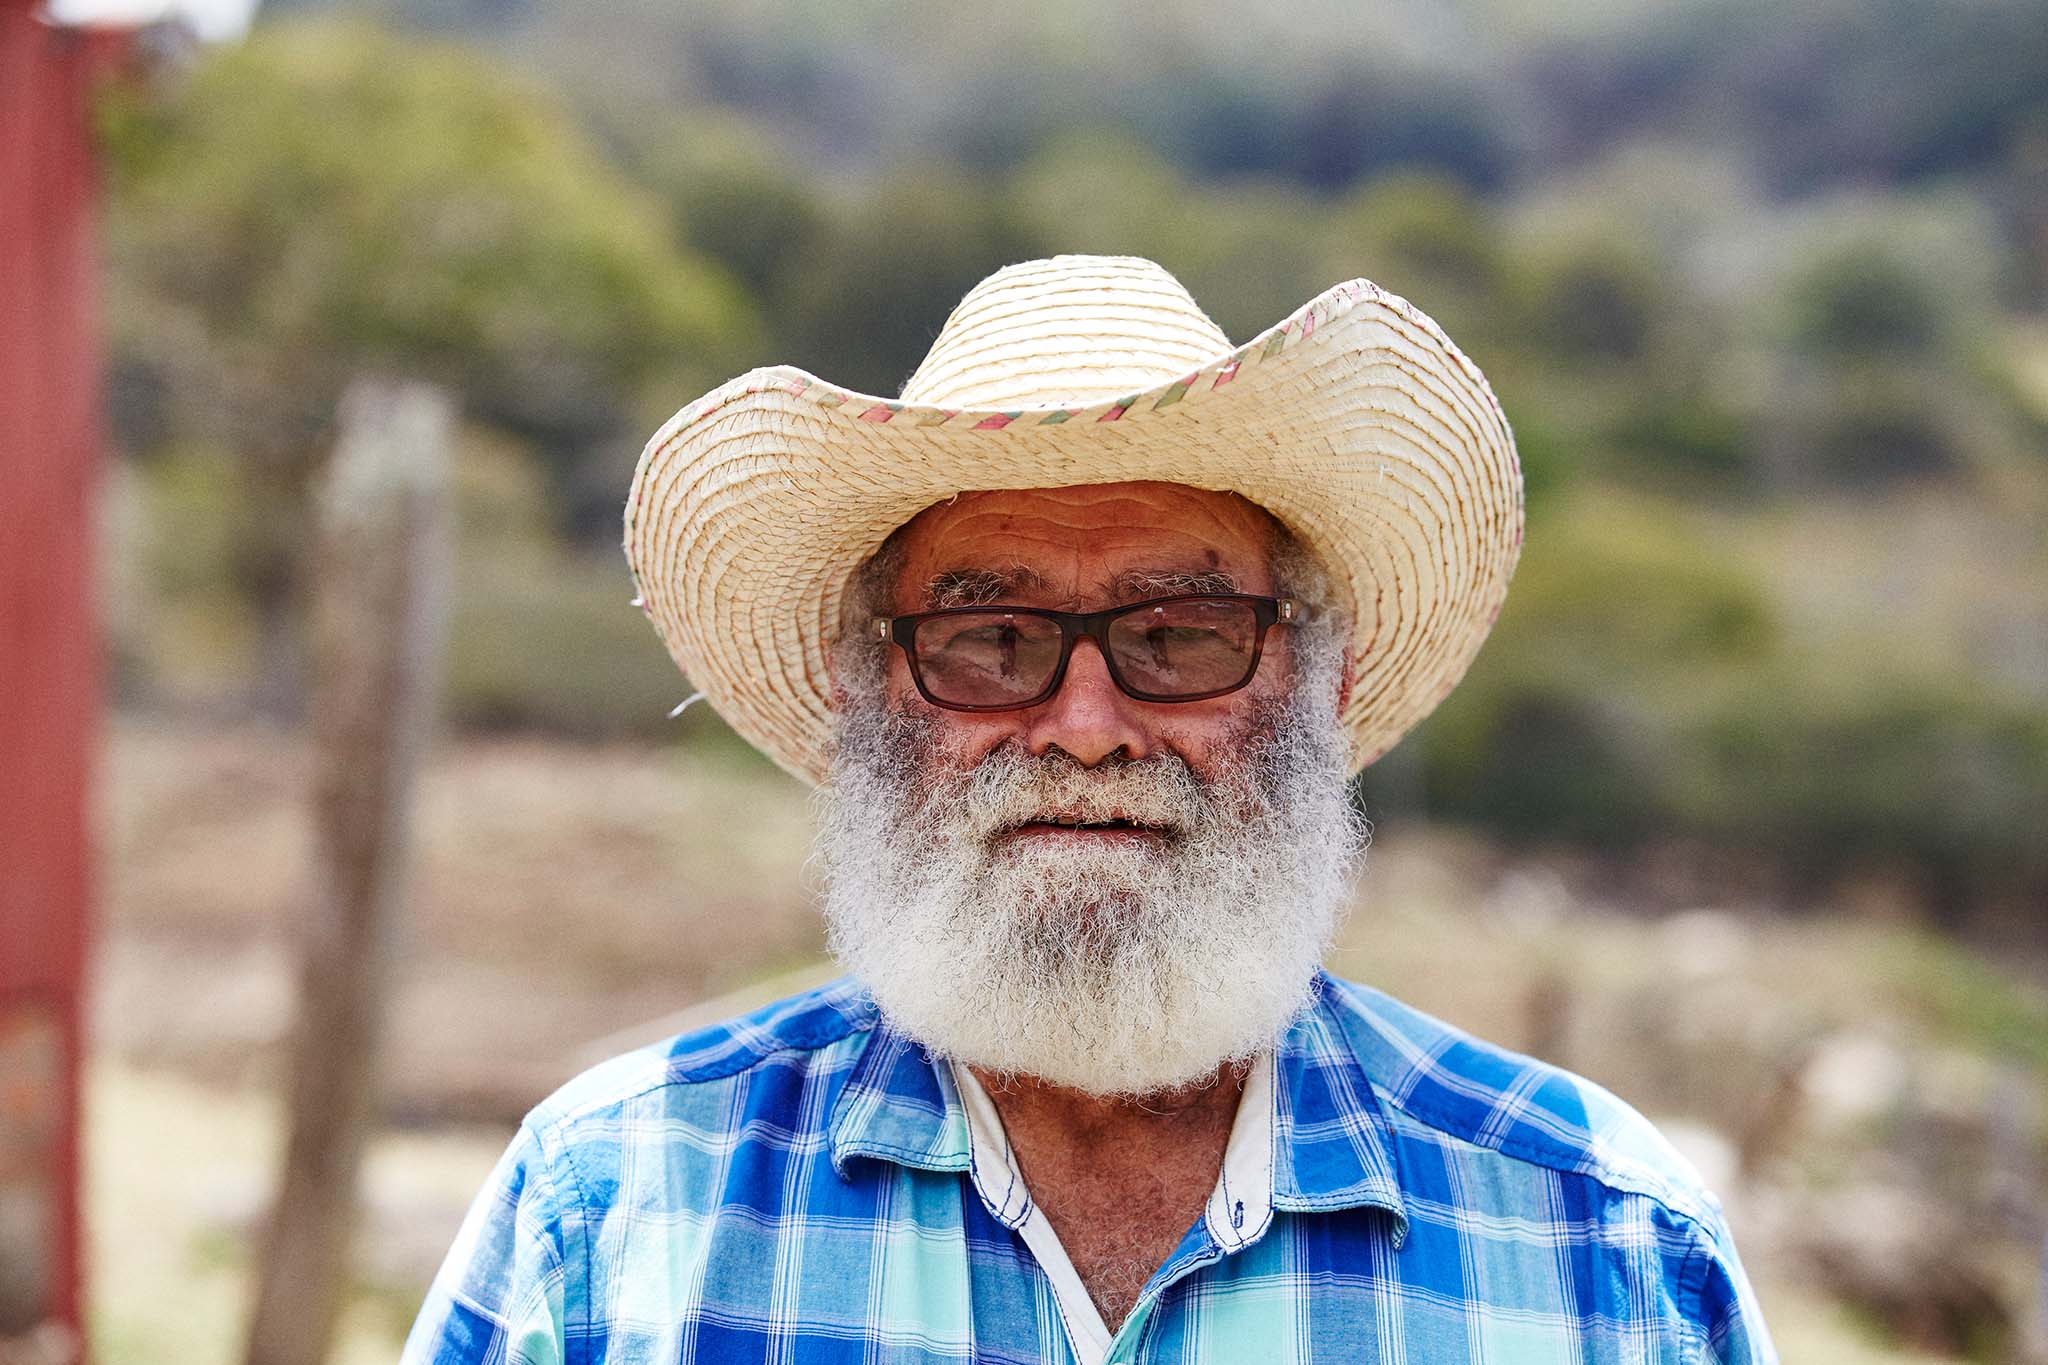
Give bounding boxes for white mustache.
[958,751,1211,842]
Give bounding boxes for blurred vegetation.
[98,22,754,703]
[100,5,2048,924]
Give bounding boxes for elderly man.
[405,257,1775,1363]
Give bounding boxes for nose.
[1022,636,1152,766]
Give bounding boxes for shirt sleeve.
[401,1120,573,1365]
[1688,1202,1779,1365]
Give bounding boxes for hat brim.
[624,278,1523,785]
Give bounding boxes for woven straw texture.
[624,255,1523,785]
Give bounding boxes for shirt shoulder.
[1317,973,1722,1225]
[527,974,879,1136]
[402,979,883,1365]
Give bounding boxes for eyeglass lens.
[909,598,1262,708]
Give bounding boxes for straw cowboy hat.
[623,254,1523,784]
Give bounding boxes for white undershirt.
[947,1053,1278,1365]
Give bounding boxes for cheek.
[1154,676,1293,780]
[1147,710,1255,779]
[885,674,1026,768]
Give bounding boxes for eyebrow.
[922,565,1050,608]
[919,562,1241,609]
[1107,565,1241,598]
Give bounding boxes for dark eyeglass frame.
[872,593,1304,713]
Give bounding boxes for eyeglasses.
[873,593,1303,712]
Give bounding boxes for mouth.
[1001,814,1172,844]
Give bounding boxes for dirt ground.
[90,714,2046,1363]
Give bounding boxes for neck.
[964,1059,1251,1330]
[965,1062,1248,1136]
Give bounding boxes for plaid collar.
[827,973,1409,1245]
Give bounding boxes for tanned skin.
[966,1065,1244,1327]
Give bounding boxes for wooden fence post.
[242,377,452,1365]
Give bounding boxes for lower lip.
[1003,822,1167,845]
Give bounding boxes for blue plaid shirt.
[403,973,1775,1363]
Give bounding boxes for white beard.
[814,682,1368,1098]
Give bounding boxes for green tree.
[101,20,754,707]
[1320,172,1506,350]
[628,112,828,304]
[1745,220,2006,489]
[1006,129,1192,269]
[767,165,1042,396]
[1421,488,1776,842]
[1784,238,1952,359]
[1513,233,1663,366]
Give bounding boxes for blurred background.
[4,0,2046,1359]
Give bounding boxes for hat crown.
[897,255,1233,410]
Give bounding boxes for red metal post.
[0,3,112,1356]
